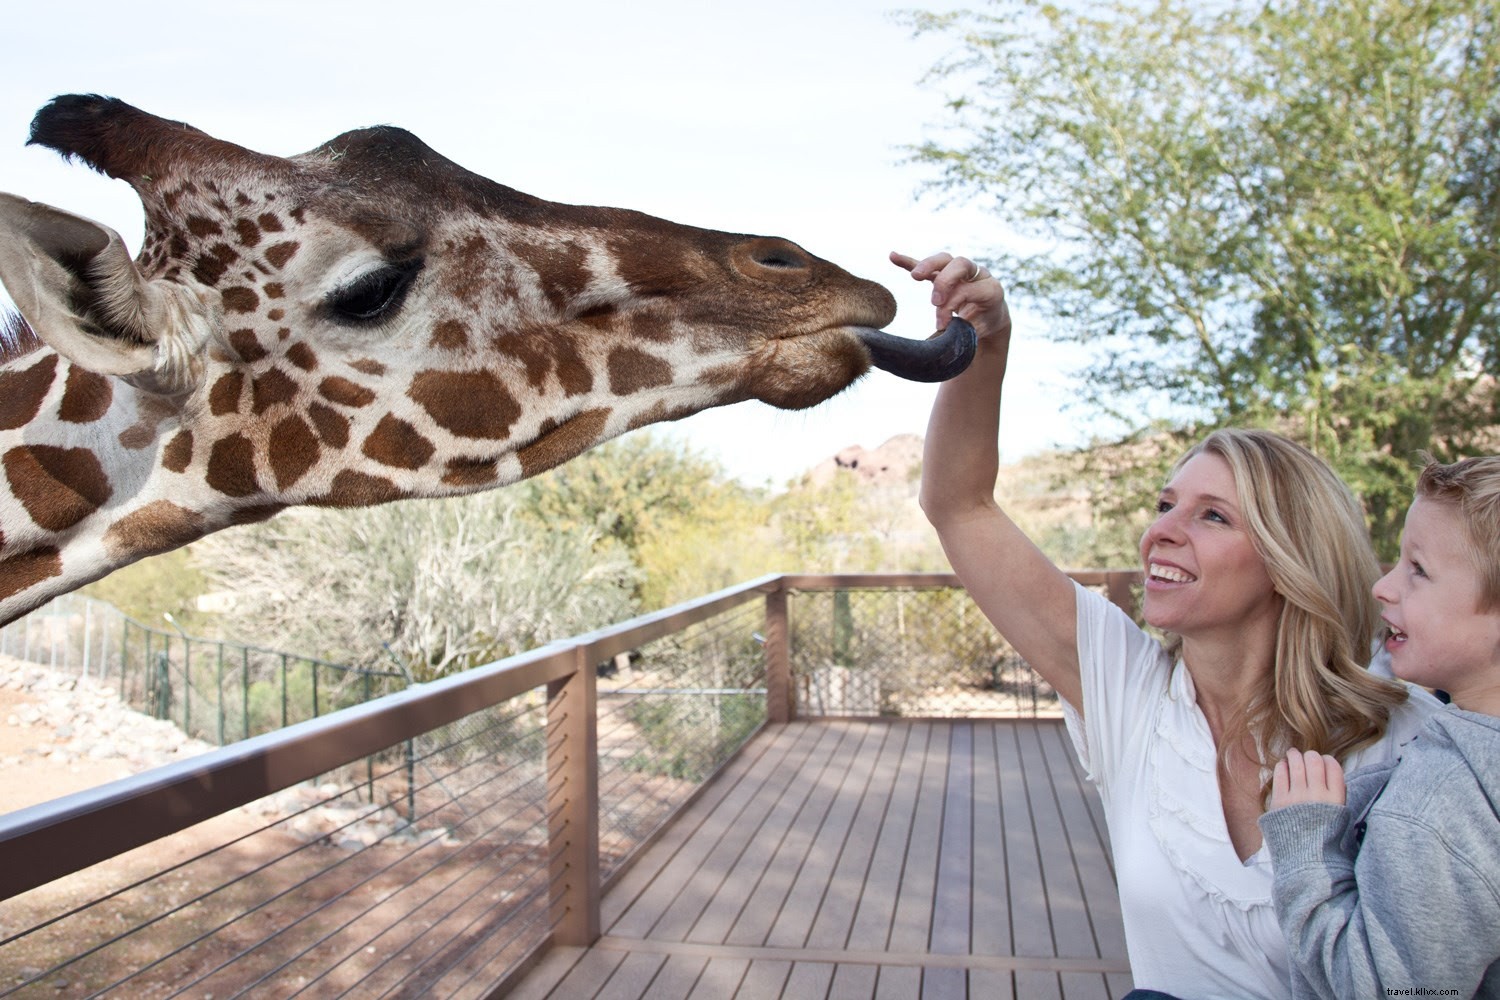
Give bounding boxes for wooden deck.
[511,719,1133,999]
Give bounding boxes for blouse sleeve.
[1062,581,1174,790]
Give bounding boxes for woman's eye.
[327,260,423,323]
[1154,499,1174,514]
[1411,561,1428,579]
[1204,508,1228,524]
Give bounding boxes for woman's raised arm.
[897,251,1084,710]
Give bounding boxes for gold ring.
[966,261,982,282]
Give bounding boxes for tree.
[194,491,636,682]
[906,0,1500,553]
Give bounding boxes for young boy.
[1259,455,1500,998]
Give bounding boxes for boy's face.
[1373,496,1500,711]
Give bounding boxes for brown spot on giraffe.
[517,408,613,480]
[441,234,491,306]
[318,377,376,408]
[268,415,320,489]
[311,470,406,508]
[185,216,221,238]
[0,355,58,431]
[234,218,261,247]
[228,329,268,363]
[209,372,245,416]
[206,433,260,497]
[251,368,298,414]
[264,242,299,268]
[431,319,469,351]
[607,347,672,395]
[307,403,350,449]
[58,367,113,424]
[511,238,591,314]
[264,283,285,299]
[349,360,387,377]
[0,548,63,604]
[442,457,500,488]
[229,504,287,526]
[222,287,260,313]
[258,212,284,233]
[285,343,318,371]
[408,370,521,440]
[361,415,435,470]
[162,430,194,472]
[4,445,113,532]
[103,501,205,560]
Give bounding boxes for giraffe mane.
[0,310,41,362]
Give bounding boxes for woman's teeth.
[1149,564,1194,584]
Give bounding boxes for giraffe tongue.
[855,316,978,383]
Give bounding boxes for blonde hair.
[1414,454,1500,613]
[1167,429,1408,801]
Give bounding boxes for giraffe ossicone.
[0,94,972,625]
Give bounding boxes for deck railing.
[0,571,1140,999]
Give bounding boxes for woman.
[900,250,1440,998]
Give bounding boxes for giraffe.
[0,95,974,626]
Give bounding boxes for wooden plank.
[828,962,880,999]
[972,722,1014,957]
[929,723,974,957]
[1016,724,1095,958]
[845,722,933,949]
[736,959,793,996]
[764,722,891,949]
[888,724,952,953]
[689,723,852,944]
[1016,970,1064,1000]
[921,965,967,999]
[502,944,588,1000]
[532,947,628,999]
[783,961,837,997]
[645,723,831,942]
[1058,971,1113,1000]
[608,723,821,939]
[641,954,709,1000]
[802,722,915,950]
[998,724,1053,958]
[972,968,1018,1000]
[685,957,750,998]
[595,951,667,1000]
[602,721,789,929]
[875,965,921,999]
[1040,724,1128,962]
[724,721,873,947]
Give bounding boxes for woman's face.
[1138,452,1281,644]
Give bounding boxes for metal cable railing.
[0,571,1141,998]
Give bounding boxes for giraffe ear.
[0,193,163,378]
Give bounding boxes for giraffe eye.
[326,259,423,323]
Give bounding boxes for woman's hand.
[1270,749,1347,809]
[890,250,1010,345]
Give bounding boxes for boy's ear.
[0,193,160,377]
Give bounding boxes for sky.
[0,0,1095,488]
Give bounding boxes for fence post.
[1106,571,1140,620]
[765,582,793,724]
[546,646,600,947]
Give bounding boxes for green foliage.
[194,489,637,682]
[622,693,764,781]
[80,546,211,630]
[907,0,1500,555]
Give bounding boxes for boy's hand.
[1270,749,1347,809]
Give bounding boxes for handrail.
[0,568,1143,985]
[0,574,783,901]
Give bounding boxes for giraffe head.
[0,95,969,621]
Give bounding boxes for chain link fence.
[788,581,1131,718]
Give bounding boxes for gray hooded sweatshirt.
[1259,708,1500,999]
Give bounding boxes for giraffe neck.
[0,346,233,625]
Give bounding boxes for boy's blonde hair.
[1167,429,1408,801]
[1415,455,1500,613]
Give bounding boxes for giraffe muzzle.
[855,317,977,383]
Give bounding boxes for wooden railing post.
[1106,571,1140,620]
[546,647,600,946]
[765,582,793,723]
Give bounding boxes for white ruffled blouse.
[1062,582,1438,998]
